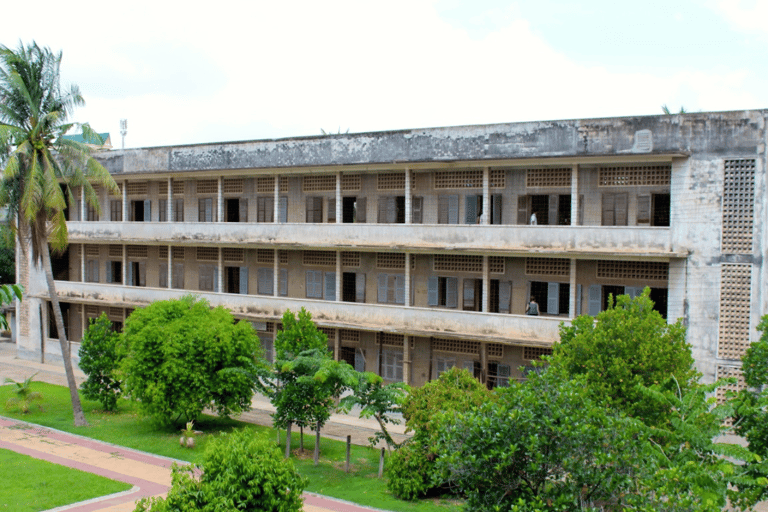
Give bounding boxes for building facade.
[15,110,767,392]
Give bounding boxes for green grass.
[0,447,131,512]
[0,382,460,512]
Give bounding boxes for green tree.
[552,288,697,426]
[0,224,15,284]
[78,313,122,411]
[0,42,118,426]
[120,296,262,425]
[134,429,308,512]
[339,372,408,450]
[0,283,22,331]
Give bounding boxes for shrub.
[78,313,122,411]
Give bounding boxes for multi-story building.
[15,110,766,392]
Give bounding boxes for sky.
[2,0,767,148]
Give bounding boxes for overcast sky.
[2,0,766,148]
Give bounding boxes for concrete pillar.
[482,256,489,312]
[167,178,173,222]
[483,167,490,225]
[122,245,127,285]
[122,181,127,223]
[81,186,87,221]
[217,247,223,293]
[80,244,85,283]
[274,175,280,223]
[167,245,172,289]
[334,330,340,362]
[569,259,577,318]
[217,177,223,223]
[403,335,411,384]
[404,253,411,306]
[405,168,412,224]
[336,172,342,223]
[273,249,279,297]
[571,165,579,226]
[336,250,341,301]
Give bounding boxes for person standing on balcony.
[530,212,537,225]
[526,297,539,316]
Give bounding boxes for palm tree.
[0,42,118,426]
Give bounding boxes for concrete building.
[15,110,766,392]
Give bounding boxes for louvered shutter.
[355,197,366,222]
[327,198,336,223]
[517,195,529,225]
[637,194,651,224]
[615,193,628,226]
[159,200,167,222]
[213,266,219,292]
[547,282,559,315]
[354,350,366,372]
[412,197,423,224]
[158,264,166,287]
[378,274,388,303]
[143,200,151,222]
[576,284,582,316]
[127,262,133,286]
[278,269,287,296]
[625,286,643,299]
[106,262,113,283]
[239,267,248,294]
[239,199,248,223]
[173,263,184,289]
[324,272,336,300]
[387,197,397,223]
[356,273,366,303]
[377,197,388,223]
[448,195,459,224]
[602,194,615,226]
[548,195,559,225]
[139,262,146,287]
[465,195,478,224]
[278,197,288,223]
[427,276,438,306]
[463,278,475,310]
[446,277,458,308]
[588,285,601,316]
[438,195,449,224]
[257,268,271,294]
[394,274,405,304]
[306,197,315,223]
[499,281,511,313]
[492,194,502,224]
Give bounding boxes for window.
[343,272,366,302]
[199,264,217,291]
[342,196,367,223]
[173,198,184,222]
[465,194,503,224]
[128,261,146,287]
[110,200,122,221]
[225,266,248,294]
[517,195,570,225]
[377,274,405,304]
[306,196,323,223]
[86,203,98,221]
[256,267,288,296]
[529,281,570,316]
[434,357,455,378]
[427,276,459,308]
[601,193,628,226]
[305,270,335,300]
[488,362,511,388]
[198,198,215,222]
[106,261,122,284]
[638,194,670,226]
[85,260,99,283]
[382,349,403,381]
[130,200,150,222]
[257,196,274,222]
[172,263,184,289]
[377,196,405,223]
[225,198,247,222]
[437,195,459,224]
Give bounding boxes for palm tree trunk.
[41,246,88,427]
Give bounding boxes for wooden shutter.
[576,283,582,316]
[143,200,151,222]
[239,199,248,223]
[239,267,249,294]
[394,274,405,304]
[625,286,643,299]
[427,276,438,306]
[354,350,366,372]
[548,195,559,225]
[356,272,366,303]
[213,266,218,292]
[377,197,388,223]
[637,194,651,224]
[324,272,336,300]
[412,197,423,224]
[173,263,184,289]
[517,195,529,225]
[327,198,336,223]
[106,262,113,283]
[547,282,559,315]
[306,197,315,223]
[465,195,478,224]
[463,278,476,310]
[438,195,449,224]
[278,197,288,223]
[257,268,272,295]
[157,264,166,287]
[159,200,167,222]
[279,269,288,296]
[588,284,601,316]
[492,194,502,225]
[138,262,146,287]
[448,195,459,224]
[578,194,584,225]
[377,274,388,303]
[355,197,368,223]
[602,194,615,226]
[257,197,271,222]
[127,262,132,286]
[615,193,628,226]
[499,281,511,313]
[446,277,459,308]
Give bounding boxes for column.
[482,256,489,312]
[217,177,223,223]
[334,330,341,362]
[122,245,127,285]
[273,249,279,297]
[404,168,412,224]
[403,335,411,384]
[217,247,223,293]
[404,253,411,306]
[122,181,127,223]
[571,164,579,226]
[167,245,172,289]
[336,251,342,301]
[80,244,85,283]
[569,259,577,317]
[167,178,173,221]
[273,175,280,223]
[336,172,342,223]
[81,186,87,221]
[483,167,490,225]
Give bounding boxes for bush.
[385,441,432,501]
[120,296,263,425]
[134,429,308,511]
[78,313,122,411]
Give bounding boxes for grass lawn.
[0,382,460,512]
[0,447,131,512]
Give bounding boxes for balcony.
[52,281,565,346]
[66,221,683,259]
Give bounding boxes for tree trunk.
[285,422,292,459]
[314,428,320,466]
[300,426,304,453]
[41,246,88,427]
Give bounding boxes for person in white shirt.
[530,212,537,225]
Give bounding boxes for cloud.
[712,0,768,34]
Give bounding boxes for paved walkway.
[0,341,403,511]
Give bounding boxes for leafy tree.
[274,307,328,359]
[387,367,492,500]
[434,367,647,512]
[134,429,308,512]
[120,296,262,425]
[0,224,15,284]
[552,288,697,426]
[4,373,43,413]
[0,41,118,426]
[0,283,22,330]
[78,313,122,411]
[339,372,408,450]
